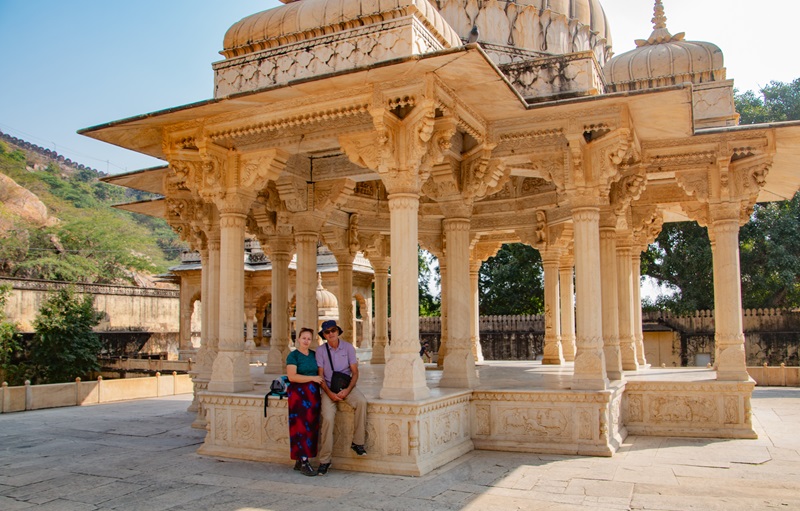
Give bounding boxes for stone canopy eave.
[79,44,526,161]
[110,197,166,218]
[697,120,800,202]
[100,165,168,195]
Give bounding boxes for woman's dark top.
[287,349,318,376]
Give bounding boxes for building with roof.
[85,0,800,475]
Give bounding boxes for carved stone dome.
[221,0,461,59]
[434,0,612,65]
[603,1,725,92]
[316,274,338,310]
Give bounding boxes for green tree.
[419,248,440,316]
[29,288,103,383]
[739,194,800,308]
[641,222,714,313]
[479,243,544,315]
[0,284,28,385]
[736,78,800,124]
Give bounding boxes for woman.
[286,327,323,476]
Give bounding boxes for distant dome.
[603,0,725,92]
[316,274,338,310]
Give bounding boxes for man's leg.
[318,393,337,463]
[345,388,367,446]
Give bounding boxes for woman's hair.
[298,327,314,338]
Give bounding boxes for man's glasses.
[323,328,338,335]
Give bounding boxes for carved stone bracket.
[340,93,456,195]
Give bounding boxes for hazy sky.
[1,0,798,175]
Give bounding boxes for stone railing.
[0,373,193,414]
[746,364,800,387]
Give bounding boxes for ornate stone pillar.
[437,260,448,368]
[371,258,390,364]
[616,235,638,371]
[255,310,265,347]
[440,218,478,388]
[558,254,576,362]
[571,202,609,390]
[631,250,647,366]
[335,253,355,343]
[295,231,319,338]
[710,204,749,381]
[244,306,256,350]
[179,289,193,353]
[381,193,430,399]
[188,247,209,415]
[208,203,252,393]
[541,248,564,365]
[266,244,292,373]
[469,259,483,364]
[599,214,623,380]
[709,232,720,367]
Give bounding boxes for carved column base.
[605,343,623,380]
[265,345,289,374]
[716,342,750,381]
[191,378,209,429]
[439,348,479,389]
[371,336,388,364]
[562,336,576,362]
[621,340,639,371]
[472,337,485,364]
[572,349,609,390]
[380,354,430,400]
[193,345,217,382]
[542,335,564,365]
[207,351,254,393]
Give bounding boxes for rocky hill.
[0,131,183,286]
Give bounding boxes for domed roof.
[316,273,338,310]
[603,0,725,92]
[221,0,461,59]
[443,0,609,45]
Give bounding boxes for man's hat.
[318,319,343,339]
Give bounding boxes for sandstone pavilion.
[81,0,800,475]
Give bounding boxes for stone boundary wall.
[0,373,193,414]
[1,277,179,333]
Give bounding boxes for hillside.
[0,131,184,286]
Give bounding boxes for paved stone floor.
[1,387,798,511]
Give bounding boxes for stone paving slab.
[0,387,798,510]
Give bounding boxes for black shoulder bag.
[325,343,352,393]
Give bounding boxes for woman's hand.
[310,375,323,384]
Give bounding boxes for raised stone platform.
[196,361,755,476]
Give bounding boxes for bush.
[30,288,103,383]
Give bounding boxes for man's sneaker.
[300,460,317,477]
[351,443,367,456]
[293,460,302,471]
[317,462,331,475]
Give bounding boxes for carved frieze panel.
[498,406,571,439]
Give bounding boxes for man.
[315,319,367,475]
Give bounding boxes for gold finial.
[635,0,685,47]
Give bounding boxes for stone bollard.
[75,377,81,406]
[1,381,7,413]
[97,375,103,403]
[173,371,178,395]
[24,380,31,411]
